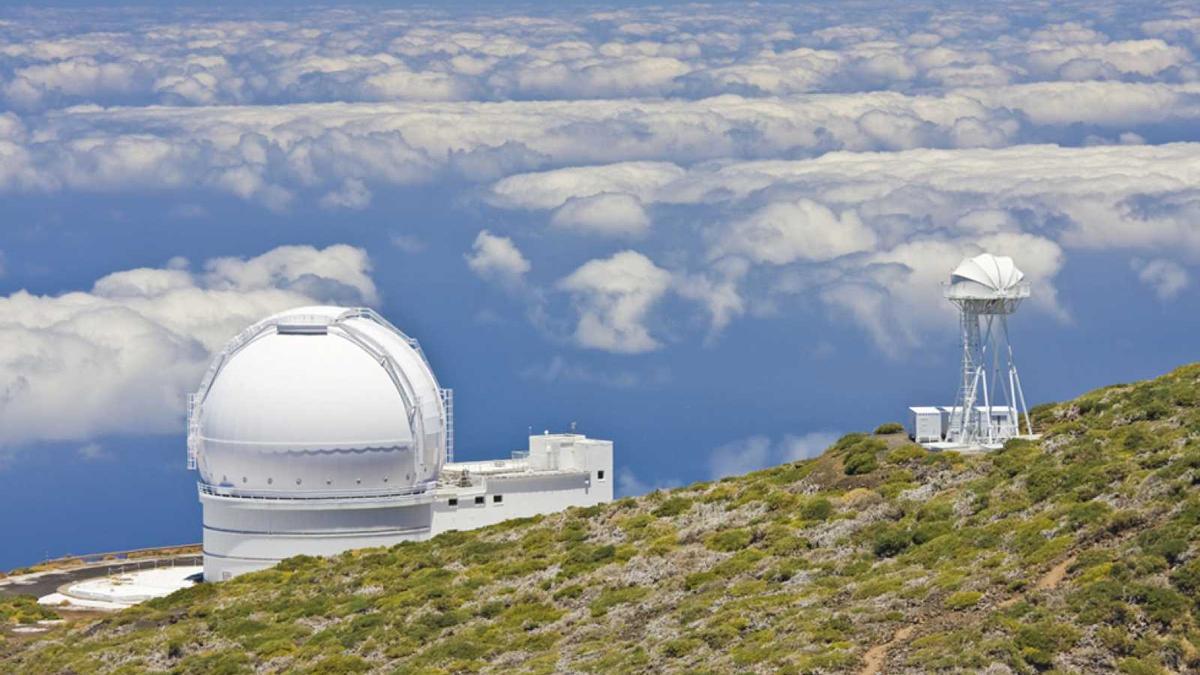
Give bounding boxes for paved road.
[0,556,203,600]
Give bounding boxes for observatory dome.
[946,253,1029,300]
[190,306,446,496]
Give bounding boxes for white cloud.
[558,250,672,353]
[0,244,377,447]
[488,141,1197,354]
[708,435,772,479]
[319,178,372,210]
[489,162,684,211]
[520,355,669,389]
[0,5,1196,119]
[1132,258,1190,300]
[390,233,426,253]
[0,81,1198,209]
[817,232,1066,355]
[550,192,650,237]
[2,3,1200,363]
[708,431,839,479]
[780,431,842,462]
[1024,35,1191,79]
[77,442,111,461]
[714,198,878,264]
[465,229,530,285]
[616,466,682,497]
[672,258,748,336]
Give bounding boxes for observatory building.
[187,306,612,581]
[908,253,1035,450]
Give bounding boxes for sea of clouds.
[0,1,1197,446]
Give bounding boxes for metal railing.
[197,481,435,502]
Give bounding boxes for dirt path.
[859,625,915,675]
[859,554,1077,672]
[1035,555,1076,591]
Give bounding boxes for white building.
[908,406,943,444]
[187,306,612,581]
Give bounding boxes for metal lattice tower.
[944,254,1033,447]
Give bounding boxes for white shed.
[908,406,944,443]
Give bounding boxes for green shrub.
[706,528,754,552]
[944,591,983,610]
[1169,559,1200,595]
[502,601,563,630]
[875,422,904,435]
[1138,526,1188,565]
[1132,585,1189,626]
[799,497,833,521]
[303,654,370,674]
[845,451,878,475]
[872,525,912,558]
[838,436,886,475]
[590,586,649,617]
[888,444,928,464]
[0,596,58,625]
[660,637,701,658]
[552,584,584,601]
[652,496,693,518]
[912,521,952,545]
[1016,621,1079,668]
[1118,657,1167,675]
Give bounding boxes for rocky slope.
[3,364,1200,673]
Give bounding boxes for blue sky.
[1,1,1199,569]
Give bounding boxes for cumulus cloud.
[779,432,842,462]
[319,178,372,210]
[3,4,1193,112]
[0,81,1198,209]
[708,435,773,479]
[708,431,839,479]
[520,355,669,389]
[77,442,111,461]
[489,162,683,211]
[558,250,672,353]
[616,466,682,497]
[714,199,878,264]
[672,258,748,336]
[550,193,650,237]
[2,2,1199,362]
[465,229,530,286]
[821,232,1068,354]
[1132,258,1190,300]
[0,244,377,447]
[474,139,1200,354]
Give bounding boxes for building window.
[493,494,503,503]
[474,496,485,505]
[597,470,606,480]
[448,498,458,507]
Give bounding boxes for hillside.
[4,364,1200,673]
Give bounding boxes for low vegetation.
[0,597,58,626]
[3,364,1200,672]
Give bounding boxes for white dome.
[189,306,446,496]
[947,253,1029,300]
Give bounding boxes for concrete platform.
[38,566,202,612]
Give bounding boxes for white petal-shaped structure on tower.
[946,253,1029,300]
